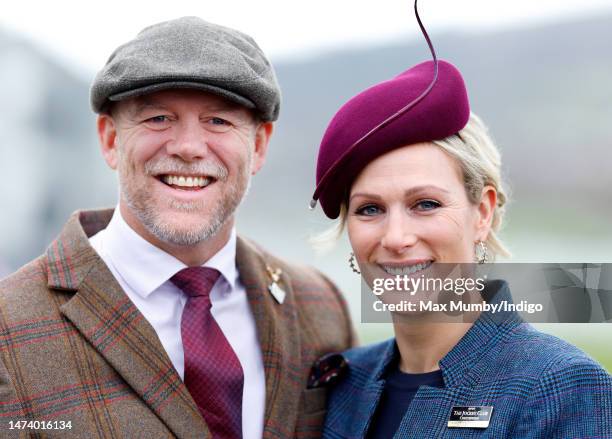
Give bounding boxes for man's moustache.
[144,160,228,180]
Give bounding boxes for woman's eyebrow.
[404,185,450,197]
[349,192,382,202]
[350,185,450,203]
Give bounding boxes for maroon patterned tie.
[171,267,243,439]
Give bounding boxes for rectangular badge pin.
[447,406,493,428]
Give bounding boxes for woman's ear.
[97,114,119,170]
[475,185,497,241]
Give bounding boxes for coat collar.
[49,209,209,438]
[343,280,522,437]
[438,280,522,387]
[352,281,521,386]
[47,209,303,439]
[46,210,113,291]
[235,236,302,438]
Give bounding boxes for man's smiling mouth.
[158,174,215,190]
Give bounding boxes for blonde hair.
[432,113,510,258]
[312,112,511,259]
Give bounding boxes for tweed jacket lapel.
[236,237,302,438]
[355,340,393,437]
[48,210,209,438]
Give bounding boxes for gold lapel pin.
[266,265,286,304]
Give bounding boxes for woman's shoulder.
[321,338,395,391]
[341,338,396,372]
[499,325,612,437]
[503,323,607,373]
[480,322,612,405]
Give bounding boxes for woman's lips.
[376,260,434,276]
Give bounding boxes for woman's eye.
[355,204,382,216]
[414,200,441,211]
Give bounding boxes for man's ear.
[475,185,497,242]
[97,114,119,170]
[250,122,274,175]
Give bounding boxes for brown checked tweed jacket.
[0,209,355,438]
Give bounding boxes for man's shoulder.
[0,255,49,299]
[0,254,61,326]
[238,236,340,294]
[237,236,355,341]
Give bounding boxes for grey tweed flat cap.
[90,16,281,121]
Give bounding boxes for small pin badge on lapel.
[448,406,493,428]
[266,265,286,304]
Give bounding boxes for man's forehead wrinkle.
[127,98,166,118]
[123,94,244,119]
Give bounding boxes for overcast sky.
[2,0,611,76]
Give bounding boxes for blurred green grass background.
[356,323,612,372]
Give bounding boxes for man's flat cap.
[312,60,470,219]
[90,16,281,121]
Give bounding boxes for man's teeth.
[161,175,212,188]
[381,261,432,276]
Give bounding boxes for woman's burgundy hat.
[310,0,470,219]
[311,60,470,219]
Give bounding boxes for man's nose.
[166,118,210,161]
[380,210,418,253]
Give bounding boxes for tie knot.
[171,267,221,298]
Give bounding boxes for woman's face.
[347,142,496,276]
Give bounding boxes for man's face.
[98,89,271,247]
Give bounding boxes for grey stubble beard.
[118,153,252,246]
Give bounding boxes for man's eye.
[206,117,232,133]
[355,204,382,216]
[143,115,171,130]
[147,115,169,123]
[414,200,441,211]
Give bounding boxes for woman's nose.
[380,210,418,253]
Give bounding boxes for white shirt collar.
[102,207,238,298]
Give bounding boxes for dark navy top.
[366,367,444,439]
